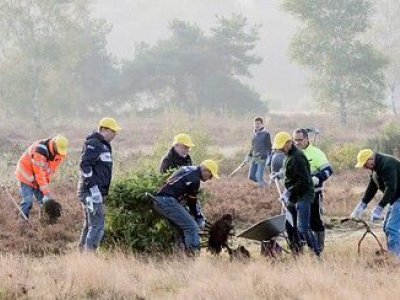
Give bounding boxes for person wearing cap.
[351,149,400,256]
[78,117,121,251]
[292,128,333,252]
[246,117,272,187]
[273,131,319,255]
[15,135,68,219]
[154,159,219,253]
[159,133,194,174]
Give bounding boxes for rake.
[341,218,386,255]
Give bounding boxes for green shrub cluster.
[327,142,361,172]
[366,121,400,156]
[104,170,179,253]
[104,168,209,253]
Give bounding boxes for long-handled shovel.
[274,178,294,227]
[2,185,31,226]
[228,162,246,178]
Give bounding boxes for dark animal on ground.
[207,214,233,254]
[43,199,62,224]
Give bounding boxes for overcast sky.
[93,0,308,108]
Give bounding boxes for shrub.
[327,142,361,172]
[366,121,400,156]
[104,168,209,253]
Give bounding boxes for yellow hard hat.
[355,149,374,168]
[273,131,291,150]
[54,134,69,156]
[173,133,195,148]
[99,117,121,132]
[201,159,220,179]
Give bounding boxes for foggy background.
[93,0,308,110]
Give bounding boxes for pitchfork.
[341,218,386,255]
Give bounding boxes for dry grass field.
[0,112,399,299]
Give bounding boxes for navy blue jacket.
[156,166,202,218]
[77,132,113,198]
[249,127,272,160]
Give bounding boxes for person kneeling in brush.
[154,160,219,254]
[351,149,400,256]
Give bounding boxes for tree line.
[0,0,399,126]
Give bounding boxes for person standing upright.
[77,117,121,251]
[292,128,333,252]
[159,133,194,174]
[246,117,272,187]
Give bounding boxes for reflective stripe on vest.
[39,184,50,193]
[16,165,34,182]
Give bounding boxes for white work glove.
[243,155,251,163]
[371,205,384,222]
[350,201,367,219]
[195,215,206,228]
[85,196,94,214]
[42,194,51,204]
[89,185,103,203]
[271,171,284,181]
[312,176,320,186]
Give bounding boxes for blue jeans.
[79,201,105,251]
[383,200,400,256]
[19,182,44,218]
[296,199,319,255]
[154,196,200,250]
[248,158,266,187]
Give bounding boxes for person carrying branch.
[154,160,219,255]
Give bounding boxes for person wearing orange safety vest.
[15,135,69,218]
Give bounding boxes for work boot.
[315,231,325,252]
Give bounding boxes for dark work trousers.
[310,192,324,232]
[285,203,303,253]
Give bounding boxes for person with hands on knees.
[15,134,68,219]
[154,159,219,255]
[77,117,121,251]
[351,149,400,256]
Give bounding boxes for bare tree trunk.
[32,61,41,128]
[389,82,397,115]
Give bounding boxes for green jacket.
[284,145,314,203]
[362,153,400,207]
